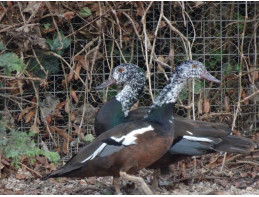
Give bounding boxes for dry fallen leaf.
[71,112,76,121]
[56,101,66,110]
[49,163,57,171]
[181,162,187,178]
[67,70,74,83]
[198,97,203,114]
[63,11,75,20]
[74,63,82,80]
[241,90,249,105]
[65,99,70,113]
[30,124,40,134]
[224,96,230,112]
[62,140,69,154]
[25,110,36,123]
[203,98,210,114]
[36,156,48,164]
[159,21,167,28]
[168,46,175,61]
[49,126,55,133]
[18,107,33,121]
[71,88,79,103]
[46,115,52,124]
[136,2,145,16]
[54,126,73,142]
[16,173,26,180]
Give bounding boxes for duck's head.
[175,60,220,83]
[96,63,145,89]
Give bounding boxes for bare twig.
[0,75,45,82]
[45,2,63,50]
[221,1,248,172]
[141,1,154,102]
[236,160,259,166]
[149,2,164,65]
[240,89,259,103]
[73,37,99,58]
[47,52,86,87]
[19,162,42,178]
[108,2,123,48]
[31,47,48,77]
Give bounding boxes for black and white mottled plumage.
[150,60,219,110]
[94,63,146,136]
[113,64,145,116]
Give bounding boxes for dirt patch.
[1,152,259,195]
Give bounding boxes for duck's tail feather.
[41,163,85,180]
[213,135,255,154]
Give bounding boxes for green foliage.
[46,31,71,55]
[0,123,60,167]
[223,63,241,76]
[106,42,131,62]
[205,50,221,70]
[27,54,60,79]
[0,41,7,51]
[44,23,51,30]
[84,134,95,142]
[79,7,92,17]
[0,53,26,75]
[41,151,60,164]
[179,80,204,100]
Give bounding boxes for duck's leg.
[113,177,122,194]
[119,171,153,195]
[151,169,160,191]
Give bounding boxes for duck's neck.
[115,78,145,117]
[146,73,186,125]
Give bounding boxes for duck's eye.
[118,67,124,73]
[192,64,197,68]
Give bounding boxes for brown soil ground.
[1,151,259,195]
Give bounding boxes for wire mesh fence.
[0,2,258,162]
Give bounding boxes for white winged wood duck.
[42,61,222,194]
[95,62,255,190]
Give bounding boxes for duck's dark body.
[95,104,254,156]
[94,98,126,136]
[43,103,175,179]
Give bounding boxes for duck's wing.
[42,120,154,179]
[171,117,254,155]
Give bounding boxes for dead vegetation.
[0,1,258,194]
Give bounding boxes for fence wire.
[0,2,258,161]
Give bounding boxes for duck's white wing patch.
[186,131,193,135]
[183,135,213,142]
[111,125,154,146]
[81,143,107,163]
[80,125,154,163]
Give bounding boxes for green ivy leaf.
[79,7,92,17]
[191,80,204,95]
[27,54,59,79]
[46,31,71,55]
[0,53,25,75]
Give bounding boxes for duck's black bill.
[201,72,220,83]
[95,77,117,90]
